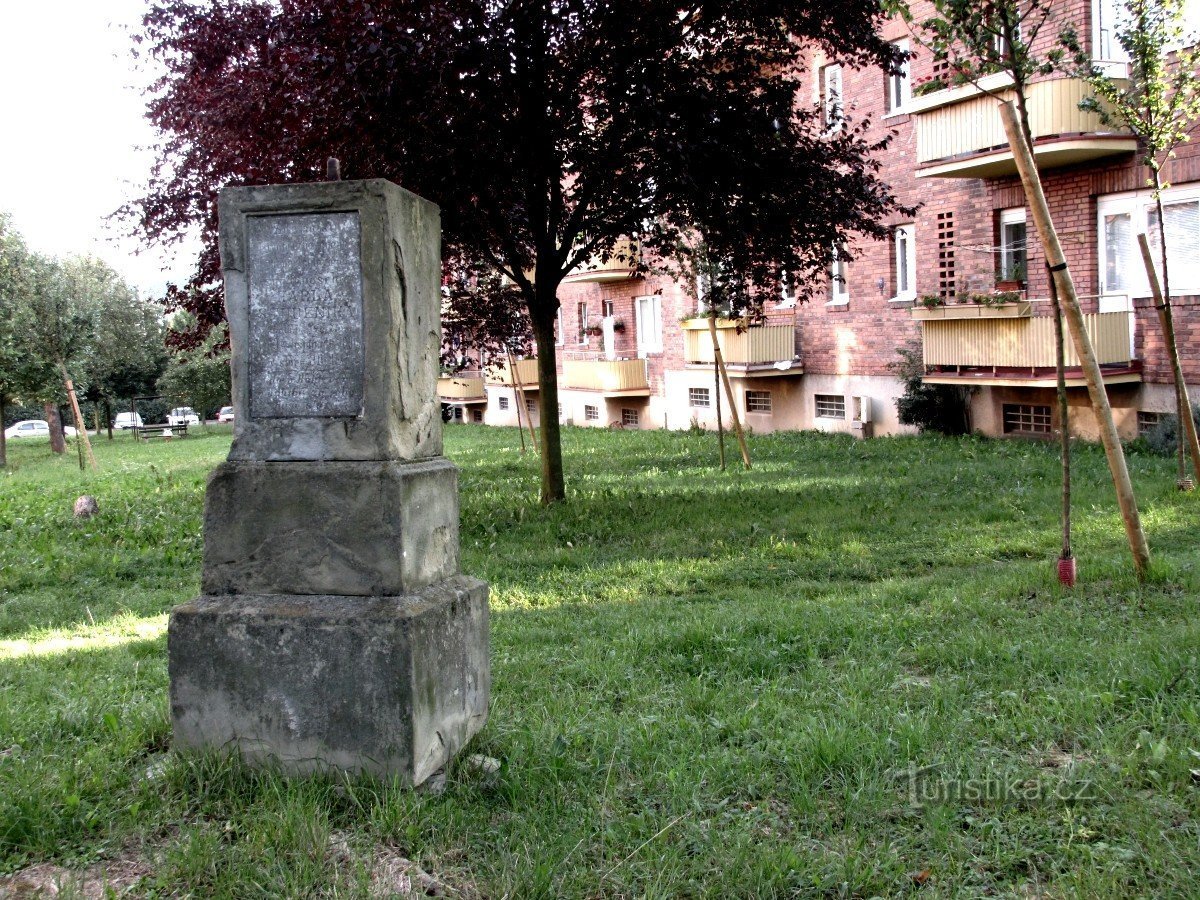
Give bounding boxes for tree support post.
[1136,233,1200,488]
[707,315,750,469]
[999,100,1150,579]
[60,364,97,471]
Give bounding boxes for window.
[449,406,464,422]
[1099,188,1200,297]
[621,407,640,427]
[602,299,615,318]
[498,396,510,411]
[999,208,1027,282]
[1003,403,1052,435]
[1137,410,1163,435]
[815,394,846,419]
[577,301,589,344]
[558,404,563,418]
[635,295,663,354]
[828,245,849,305]
[746,390,772,413]
[689,387,711,408]
[822,64,844,130]
[555,313,564,346]
[584,404,599,421]
[893,224,916,301]
[887,40,911,112]
[526,397,537,414]
[471,409,483,423]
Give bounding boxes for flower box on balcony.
[911,301,1032,320]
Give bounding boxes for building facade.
[440,0,1200,442]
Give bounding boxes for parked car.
[4,420,50,439]
[3,420,77,439]
[168,407,201,427]
[217,406,235,423]
[114,412,144,430]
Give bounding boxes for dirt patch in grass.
[0,854,151,898]
[328,832,477,898]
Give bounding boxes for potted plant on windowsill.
[910,291,1032,319]
[584,323,604,337]
[995,263,1026,294]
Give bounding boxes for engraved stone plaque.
[247,212,364,418]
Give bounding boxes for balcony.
[437,373,486,402]
[911,76,1136,179]
[484,358,539,390]
[562,358,650,395]
[561,238,641,283]
[681,319,801,375]
[921,309,1141,387]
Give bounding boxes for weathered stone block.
[219,180,443,462]
[201,458,460,597]
[168,577,489,784]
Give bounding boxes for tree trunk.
[1000,100,1151,579]
[1047,271,1072,560]
[44,402,66,454]
[531,305,566,504]
[104,398,113,440]
[0,389,7,468]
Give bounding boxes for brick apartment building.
[440,0,1200,442]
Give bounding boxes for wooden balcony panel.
[562,358,649,393]
[484,358,540,388]
[922,312,1134,370]
[683,323,796,367]
[914,78,1136,178]
[562,238,641,283]
[437,375,486,401]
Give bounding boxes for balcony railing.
[562,358,649,393]
[484,358,540,388]
[681,320,798,368]
[921,310,1138,382]
[562,238,641,283]
[912,77,1136,179]
[437,374,486,401]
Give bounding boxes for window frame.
[822,63,844,131]
[999,207,1027,283]
[584,404,600,421]
[689,386,712,409]
[887,39,911,113]
[814,394,846,420]
[577,301,589,345]
[1098,185,1200,299]
[635,294,664,355]
[745,390,772,413]
[828,245,850,306]
[891,224,917,302]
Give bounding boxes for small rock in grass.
[418,768,447,795]
[73,495,100,519]
[466,754,500,775]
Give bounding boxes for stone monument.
[168,179,489,785]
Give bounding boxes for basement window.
[1137,410,1162,436]
[815,394,846,419]
[689,387,711,408]
[498,396,510,411]
[746,390,772,413]
[1003,403,1052,435]
[622,408,640,427]
[584,405,600,421]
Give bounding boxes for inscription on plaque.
[246,212,364,418]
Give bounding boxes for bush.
[891,342,971,436]
[1130,404,1200,457]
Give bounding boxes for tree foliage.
[157,323,231,420]
[130,0,913,501]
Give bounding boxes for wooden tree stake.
[707,315,750,469]
[1000,100,1150,578]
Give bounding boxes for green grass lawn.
[1,424,1198,898]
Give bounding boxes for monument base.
[167,576,489,785]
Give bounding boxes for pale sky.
[0,0,199,297]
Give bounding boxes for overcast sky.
[0,0,198,297]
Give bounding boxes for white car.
[3,419,78,439]
[114,412,144,430]
[168,407,201,427]
[217,406,235,423]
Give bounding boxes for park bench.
[131,423,189,440]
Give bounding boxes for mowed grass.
[1,423,1198,898]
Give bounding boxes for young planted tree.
[918,0,1152,579]
[130,0,911,503]
[1069,0,1200,487]
[0,214,33,468]
[157,325,232,424]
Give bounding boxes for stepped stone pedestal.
[168,179,489,784]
